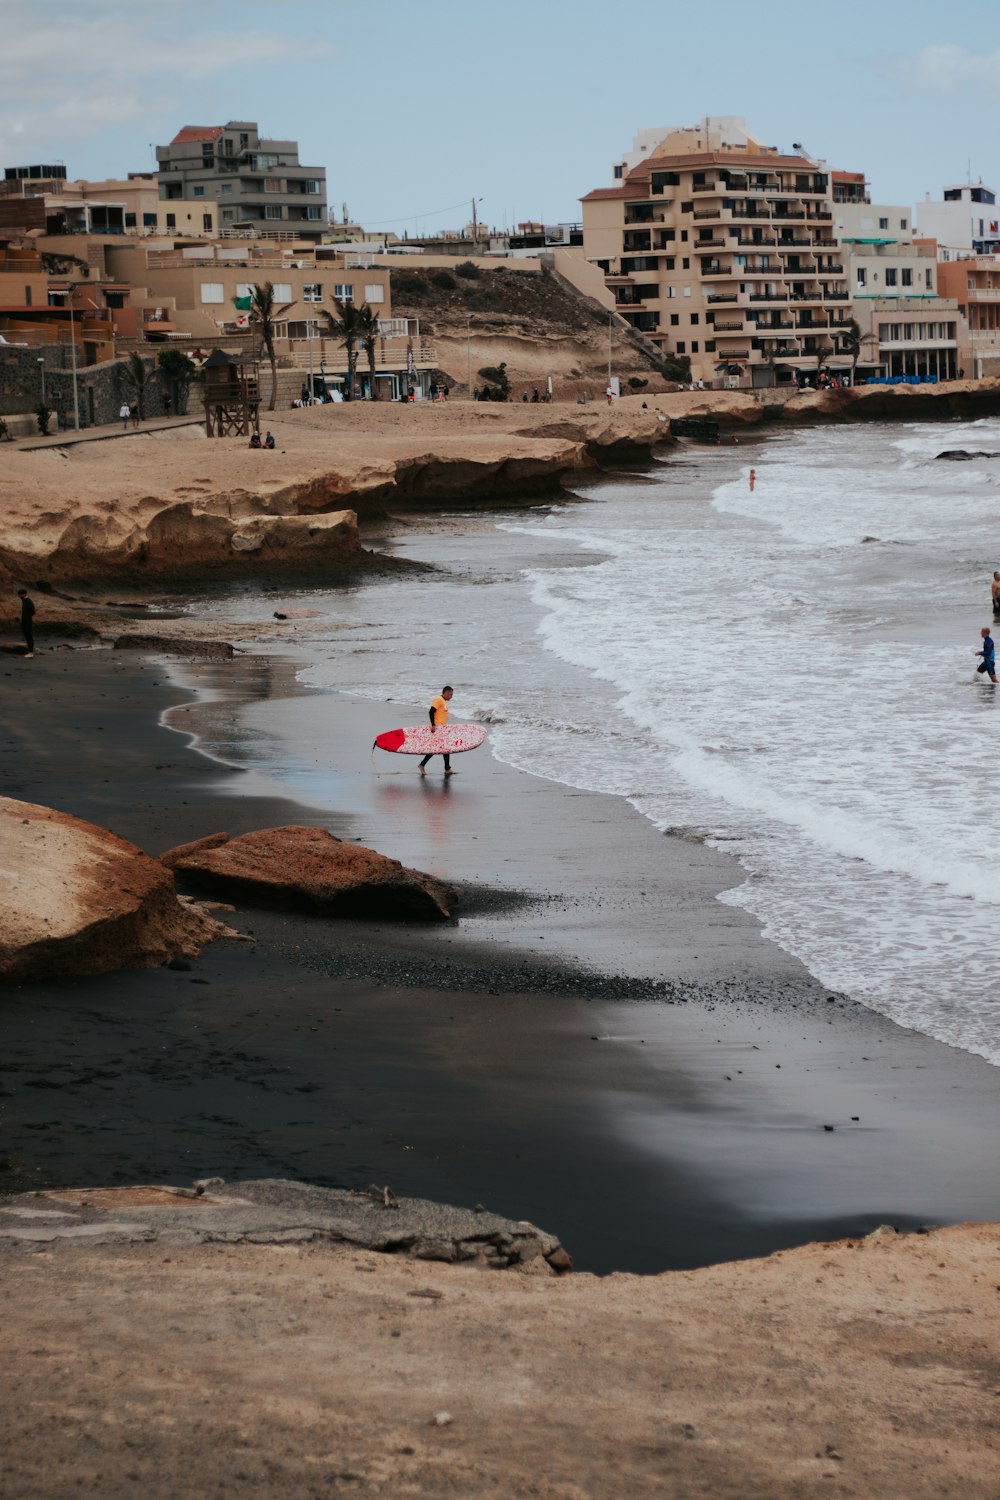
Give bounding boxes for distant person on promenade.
[975,626,997,683]
[749,468,756,492]
[129,399,140,429]
[418,686,455,777]
[119,401,130,431]
[991,571,1000,614]
[17,589,35,658]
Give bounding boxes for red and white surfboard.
[373,723,487,756]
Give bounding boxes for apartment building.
[918,182,1000,260]
[155,123,327,240]
[582,120,852,387]
[936,257,1000,378]
[833,172,959,381]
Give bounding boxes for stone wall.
[0,348,174,428]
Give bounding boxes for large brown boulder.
[161,826,458,921]
[0,797,236,982]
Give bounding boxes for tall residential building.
[833,171,958,382]
[582,119,852,387]
[917,182,1000,260]
[936,258,1000,378]
[155,122,327,240]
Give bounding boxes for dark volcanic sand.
[1,646,998,1274]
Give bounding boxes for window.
[666,286,675,298]
[856,267,866,288]
[193,186,205,197]
[705,340,716,352]
[221,208,234,222]
[613,164,623,179]
[306,205,322,220]
[334,282,353,302]
[691,341,699,353]
[364,283,385,303]
[202,213,212,232]
[878,217,888,230]
[265,177,282,193]
[664,257,675,270]
[166,213,176,229]
[303,283,322,302]
[670,313,679,325]
[285,319,322,339]
[220,183,233,194]
[142,212,156,226]
[305,179,321,194]
[968,276,976,291]
[681,202,693,213]
[683,285,691,297]
[24,285,31,307]
[676,341,686,353]
[124,212,136,228]
[682,257,690,270]
[264,205,282,219]
[662,229,675,241]
[253,153,280,169]
[201,283,224,304]
[236,283,257,300]
[901,268,912,287]
[900,218,908,231]
[680,230,688,242]
[885,268,897,287]
[272,283,292,302]
[925,269,933,288]
[690,313,699,324]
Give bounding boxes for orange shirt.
[431,694,449,726]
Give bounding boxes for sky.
[3,0,1000,234]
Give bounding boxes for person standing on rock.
[17,589,35,659]
[419,686,455,777]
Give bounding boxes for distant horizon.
[3,0,1000,235]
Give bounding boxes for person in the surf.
[991,571,1000,614]
[419,686,455,776]
[975,626,997,683]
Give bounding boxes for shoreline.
[2,643,998,1275]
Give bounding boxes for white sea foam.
[272,422,1000,1063]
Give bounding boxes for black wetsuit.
[20,595,34,653]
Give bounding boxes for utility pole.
[466,316,472,397]
[608,312,613,388]
[471,197,477,243]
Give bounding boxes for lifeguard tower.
[202,348,260,437]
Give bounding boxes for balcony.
[714,321,745,331]
[749,291,786,302]
[696,237,726,248]
[624,208,665,225]
[707,292,739,303]
[755,322,795,333]
[693,208,723,221]
[734,234,777,247]
[776,236,812,247]
[824,290,850,301]
[692,183,720,193]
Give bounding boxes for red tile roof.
[170,126,224,145]
[580,187,631,202]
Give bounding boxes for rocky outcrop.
[111,635,235,657]
[161,825,458,921]
[0,1178,571,1272]
[0,796,236,982]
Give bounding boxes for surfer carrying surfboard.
[419,687,456,776]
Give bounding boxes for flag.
[235,314,250,328]
[234,295,253,311]
[406,341,416,381]
[990,221,998,235]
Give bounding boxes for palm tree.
[837,317,879,384]
[120,351,150,417]
[356,303,381,399]
[249,281,292,411]
[331,298,363,398]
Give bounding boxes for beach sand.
[2,645,997,1275]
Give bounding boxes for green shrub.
[431,270,457,291]
[34,402,51,436]
[627,376,649,389]
[456,260,481,280]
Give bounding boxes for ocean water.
[179,418,1000,1065]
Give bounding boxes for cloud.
[0,1,337,168]
[901,43,1000,95]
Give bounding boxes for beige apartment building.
[582,120,852,387]
[833,171,958,381]
[936,257,1000,378]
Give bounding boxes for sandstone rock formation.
[0,796,236,982]
[161,825,458,921]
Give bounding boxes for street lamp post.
[67,296,80,430]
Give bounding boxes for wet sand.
[1,646,998,1273]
